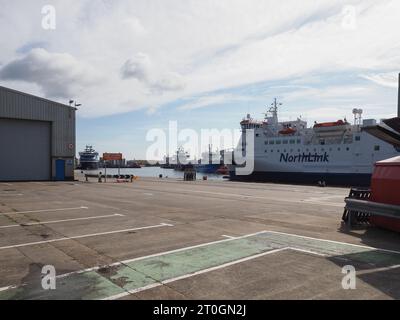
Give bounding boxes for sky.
[0,0,399,159]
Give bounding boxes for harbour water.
[76,166,225,181]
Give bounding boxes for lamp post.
[68,100,82,109]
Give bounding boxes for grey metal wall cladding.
[0,86,75,157]
[0,119,51,181]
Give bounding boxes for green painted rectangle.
[2,231,399,300]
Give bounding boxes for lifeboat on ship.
[279,127,296,135]
[314,119,347,128]
[313,119,351,135]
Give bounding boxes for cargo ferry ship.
[78,145,99,170]
[229,99,400,186]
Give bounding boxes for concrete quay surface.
[0,177,399,300]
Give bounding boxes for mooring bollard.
[183,165,196,181]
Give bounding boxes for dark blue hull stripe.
[229,171,372,187]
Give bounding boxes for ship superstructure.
[196,145,222,174]
[78,145,99,170]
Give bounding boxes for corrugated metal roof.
[0,86,76,110]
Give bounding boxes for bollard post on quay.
[98,172,102,183]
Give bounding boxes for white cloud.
[178,93,259,111]
[0,0,399,116]
[361,72,399,88]
[121,53,186,94]
[178,94,236,111]
[121,53,152,81]
[151,72,186,93]
[0,48,101,98]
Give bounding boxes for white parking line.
[0,285,13,292]
[0,193,23,197]
[221,235,237,239]
[357,264,400,275]
[266,230,400,255]
[0,213,124,229]
[287,247,326,257]
[0,206,89,216]
[0,223,174,250]
[169,189,343,207]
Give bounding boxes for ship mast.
[265,98,282,126]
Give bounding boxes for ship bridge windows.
[355,136,361,141]
[289,139,295,144]
[276,140,281,145]
[374,145,380,151]
[269,140,275,145]
[283,140,288,144]
[297,139,301,144]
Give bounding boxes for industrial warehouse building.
[0,86,76,181]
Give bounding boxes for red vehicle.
[343,117,400,232]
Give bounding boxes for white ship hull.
[230,103,400,186]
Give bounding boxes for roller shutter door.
[0,118,51,181]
